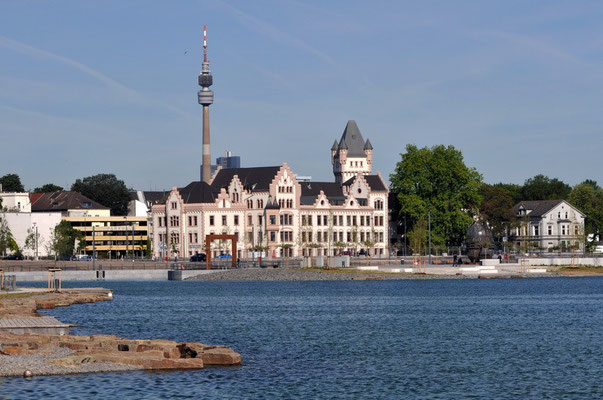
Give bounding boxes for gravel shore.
[186,268,468,281]
[0,347,139,377]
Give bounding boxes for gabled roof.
[337,120,367,157]
[512,200,563,217]
[343,175,388,192]
[300,182,345,205]
[31,191,108,212]
[178,181,220,204]
[331,140,339,151]
[364,139,373,150]
[211,166,281,192]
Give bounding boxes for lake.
[2,277,602,399]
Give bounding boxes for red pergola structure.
[205,234,237,270]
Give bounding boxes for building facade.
[65,216,149,258]
[511,200,586,251]
[151,121,389,259]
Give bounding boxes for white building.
[0,212,62,258]
[151,121,389,259]
[512,200,586,250]
[0,191,31,212]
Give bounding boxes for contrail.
[0,35,193,119]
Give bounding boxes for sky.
[1,0,602,191]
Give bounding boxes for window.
[360,216,365,226]
[317,216,322,226]
[317,232,322,242]
[248,215,253,225]
[353,216,357,226]
[158,217,162,227]
[339,216,343,226]
[234,215,239,225]
[222,215,227,225]
[339,232,343,241]
[534,226,539,236]
[194,216,198,226]
[347,216,351,226]
[194,232,198,243]
[171,202,177,210]
[575,226,579,235]
[272,215,277,225]
[210,216,215,226]
[247,200,253,208]
[562,226,566,235]
[548,226,552,235]
[375,200,383,210]
[258,215,263,225]
[323,216,327,225]
[565,212,568,219]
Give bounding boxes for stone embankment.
[0,290,241,376]
[186,268,463,281]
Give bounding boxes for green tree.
[33,183,63,193]
[568,182,603,245]
[408,216,427,255]
[390,144,482,246]
[49,220,84,258]
[0,174,25,192]
[24,227,42,259]
[0,217,19,256]
[493,183,522,204]
[71,173,130,216]
[479,183,516,241]
[520,175,571,201]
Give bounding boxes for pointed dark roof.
[342,175,388,192]
[265,196,280,210]
[337,120,367,157]
[364,139,373,150]
[211,166,281,192]
[331,140,339,151]
[512,200,562,217]
[300,182,345,205]
[178,181,220,204]
[31,191,108,212]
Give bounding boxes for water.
[1,278,601,399]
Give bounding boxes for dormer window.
[82,202,91,208]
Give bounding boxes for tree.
[568,182,603,245]
[0,174,25,192]
[520,175,571,201]
[24,227,42,260]
[0,217,19,256]
[390,144,482,246]
[493,183,522,204]
[408,216,427,255]
[33,183,63,193]
[71,174,130,216]
[49,220,84,258]
[479,183,516,241]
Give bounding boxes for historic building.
[151,121,389,259]
[511,200,586,251]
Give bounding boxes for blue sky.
[1,0,602,191]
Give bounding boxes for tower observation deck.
[198,25,214,183]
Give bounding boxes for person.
[453,254,458,266]
[498,254,502,263]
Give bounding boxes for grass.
[554,265,603,275]
[0,291,42,300]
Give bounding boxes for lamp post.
[33,223,38,261]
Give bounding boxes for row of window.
[522,225,580,236]
[301,231,384,243]
[278,186,293,193]
[302,215,385,227]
